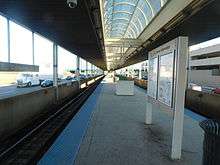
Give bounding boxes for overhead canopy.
[104,0,167,38]
[1,0,219,71]
[122,0,220,68]
[100,0,220,70]
[102,0,167,70]
[0,0,106,70]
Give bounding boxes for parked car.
[213,88,220,94]
[86,74,92,78]
[79,74,87,80]
[65,76,77,81]
[16,73,40,87]
[41,80,53,87]
[201,86,215,93]
[57,78,62,82]
[66,76,72,80]
[142,76,148,80]
[188,83,202,91]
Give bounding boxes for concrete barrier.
[0,78,94,140]
[185,89,220,119]
[134,79,148,89]
[0,87,55,140]
[58,81,79,100]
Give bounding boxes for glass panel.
[105,0,113,9]
[111,24,127,30]
[149,0,161,11]
[113,12,130,20]
[34,33,53,78]
[58,46,77,79]
[158,52,174,106]
[142,1,154,20]
[132,19,141,34]
[114,5,135,12]
[79,58,87,75]
[0,15,8,62]
[87,62,92,75]
[137,12,147,27]
[103,0,166,38]
[10,21,33,64]
[115,0,137,4]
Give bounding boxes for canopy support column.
[76,56,80,88]
[53,43,58,100]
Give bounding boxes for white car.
[16,73,40,87]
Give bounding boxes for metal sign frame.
[146,36,188,160]
[148,38,178,109]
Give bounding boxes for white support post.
[145,101,153,124]
[139,67,142,79]
[32,32,35,65]
[91,64,93,76]
[171,37,188,159]
[86,61,88,76]
[76,56,80,87]
[112,71,115,82]
[7,19,10,63]
[94,65,97,75]
[53,43,58,100]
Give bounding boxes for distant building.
[189,44,220,88]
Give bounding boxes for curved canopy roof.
[103,0,167,39]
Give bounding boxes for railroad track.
[0,76,104,165]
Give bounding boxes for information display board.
[146,37,188,160]
[147,39,177,108]
[158,52,174,106]
[148,57,158,99]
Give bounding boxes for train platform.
[39,80,204,165]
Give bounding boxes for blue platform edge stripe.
[184,108,207,122]
[38,83,103,165]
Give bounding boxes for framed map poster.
[148,57,158,99]
[157,52,175,107]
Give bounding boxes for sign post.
[171,37,188,159]
[76,56,80,88]
[146,37,188,159]
[53,43,59,100]
[145,102,152,124]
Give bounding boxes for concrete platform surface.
[38,84,103,165]
[75,83,204,165]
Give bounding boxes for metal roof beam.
[105,38,143,48]
[122,0,141,38]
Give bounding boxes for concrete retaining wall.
[126,76,220,119]
[58,81,80,100]
[0,80,81,140]
[185,89,220,119]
